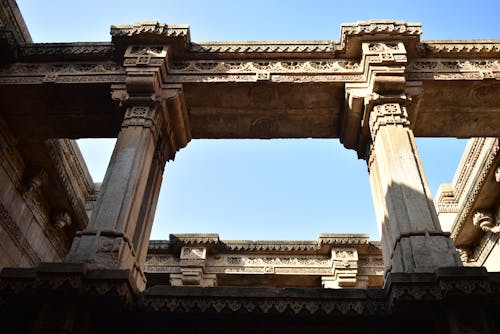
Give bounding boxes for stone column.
[66,45,188,291]
[366,102,461,272]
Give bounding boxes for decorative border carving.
[46,139,92,230]
[190,41,335,54]
[19,43,115,59]
[170,59,360,74]
[450,139,500,240]
[340,20,421,50]
[141,295,388,315]
[421,41,500,55]
[0,202,40,265]
[111,22,189,38]
[406,59,500,80]
[0,61,126,85]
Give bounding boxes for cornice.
[19,43,115,61]
[111,22,189,39]
[421,40,500,58]
[339,20,422,57]
[149,233,373,253]
[188,41,336,59]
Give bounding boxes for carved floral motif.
[169,60,361,74]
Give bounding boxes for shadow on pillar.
[379,182,462,274]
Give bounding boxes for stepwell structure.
[0,0,499,332]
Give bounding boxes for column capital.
[368,103,410,140]
[341,36,419,158]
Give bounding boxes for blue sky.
[17,0,498,241]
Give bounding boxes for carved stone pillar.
[66,45,190,291]
[341,38,462,274]
[367,102,461,272]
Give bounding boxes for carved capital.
[122,106,161,139]
[368,103,410,140]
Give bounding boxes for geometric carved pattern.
[368,103,410,139]
[0,202,41,265]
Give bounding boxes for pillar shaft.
[367,103,461,272]
[66,104,163,289]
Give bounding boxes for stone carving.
[408,59,499,72]
[170,60,361,74]
[421,41,500,54]
[52,211,72,229]
[450,139,500,240]
[20,43,115,58]
[110,22,190,49]
[406,59,500,80]
[472,209,500,233]
[46,139,92,230]
[181,247,206,260]
[340,20,421,50]
[1,62,124,75]
[0,62,126,85]
[208,255,331,267]
[0,202,41,265]
[122,106,160,140]
[19,166,47,193]
[111,22,189,38]
[190,41,334,54]
[368,103,410,139]
[141,295,388,316]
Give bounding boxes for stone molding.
[46,139,93,231]
[146,234,382,289]
[111,22,190,40]
[19,43,115,60]
[339,20,421,58]
[159,233,372,252]
[421,40,500,57]
[190,40,335,56]
[368,103,410,140]
[436,138,500,241]
[0,0,32,44]
[0,202,41,265]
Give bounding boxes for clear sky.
[17,0,499,241]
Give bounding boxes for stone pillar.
[366,102,461,272]
[66,45,189,291]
